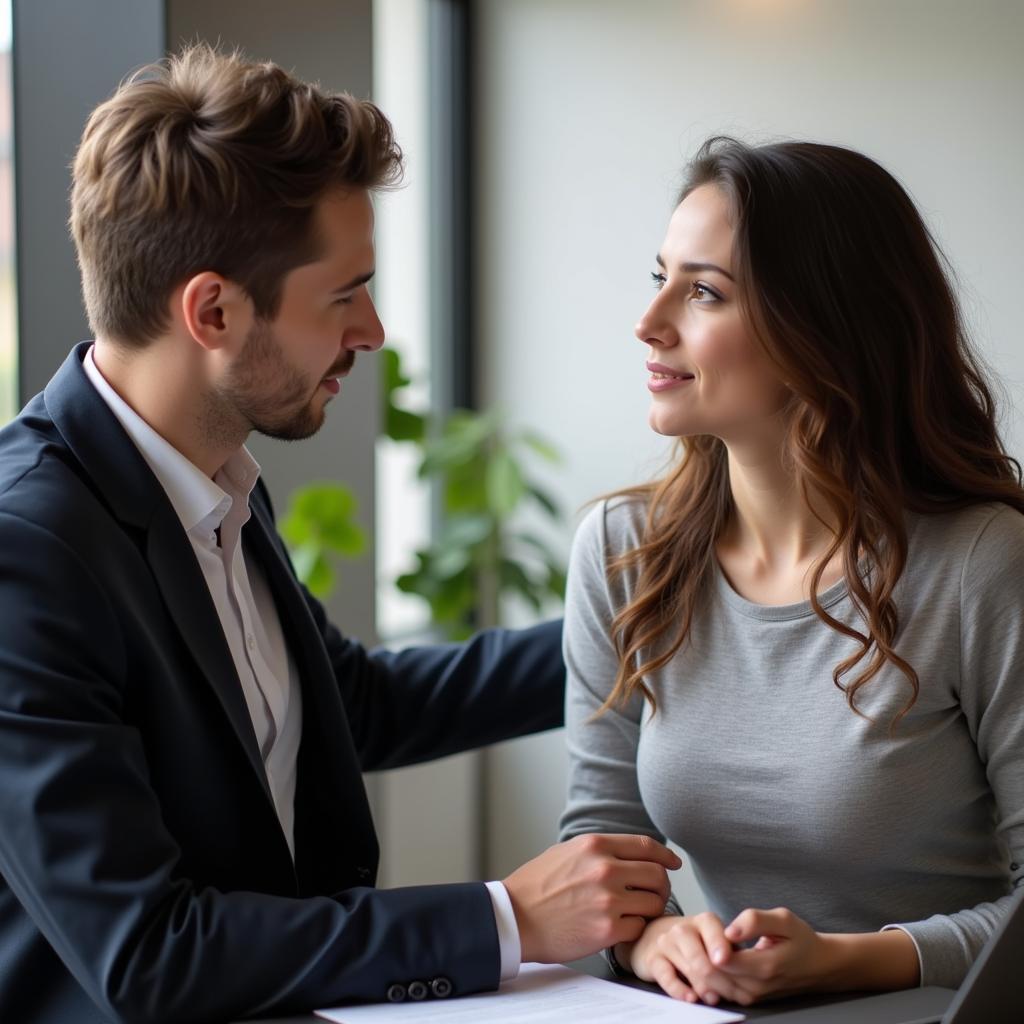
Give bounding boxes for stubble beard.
[210,317,326,446]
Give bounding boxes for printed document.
[316,963,745,1022]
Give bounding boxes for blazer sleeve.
[255,479,566,772]
[0,510,501,1022]
[315,609,565,772]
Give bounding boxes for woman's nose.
[635,295,677,348]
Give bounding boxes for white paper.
[315,963,744,1023]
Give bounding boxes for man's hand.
[503,833,682,964]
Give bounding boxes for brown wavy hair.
[606,137,1024,724]
[71,44,402,346]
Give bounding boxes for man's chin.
[254,407,325,442]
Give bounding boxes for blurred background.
[3,0,1021,914]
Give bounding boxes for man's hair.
[70,44,403,345]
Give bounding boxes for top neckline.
[713,559,855,622]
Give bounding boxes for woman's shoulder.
[907,501,1024,585]
[573,492,650,559]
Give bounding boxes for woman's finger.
[650,957,698,1003]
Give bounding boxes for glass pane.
[0,0,14,425]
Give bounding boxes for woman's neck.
[715,440,844,604]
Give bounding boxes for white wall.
[476,0,1024,908]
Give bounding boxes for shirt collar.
[82,343,262,533]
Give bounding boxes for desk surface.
[231,955,904,1023]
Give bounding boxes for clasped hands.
[503,834,916,1007]
[620,906,835,1007]
[502,833,828,1001]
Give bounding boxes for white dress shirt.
[83,344,519,977]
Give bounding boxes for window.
[0,0,15,424]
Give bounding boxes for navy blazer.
[0,344,565,1023]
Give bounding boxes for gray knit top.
[559,497,1024,989]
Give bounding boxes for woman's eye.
[691,282,719,303]
[650,271,667,290]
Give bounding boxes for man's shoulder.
[0,395,117,551]
[0,394,68,505]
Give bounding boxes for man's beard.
[214,318,327,443]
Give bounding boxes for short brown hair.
[70,44,403,345]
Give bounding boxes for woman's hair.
[70,44,403,346]
[606,136,1024,724]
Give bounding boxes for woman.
[559,137,1024,1008]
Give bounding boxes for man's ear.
[180,272,252,352]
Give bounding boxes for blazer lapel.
[245,492,379,891]
[44,343,275,808]
[145,500,273,806]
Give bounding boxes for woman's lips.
[646,362,695,392]
[648,374,693,393]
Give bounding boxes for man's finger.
[618,890,668,919]
[619,860,673,900]
[584,833,682,869]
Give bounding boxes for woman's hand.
[619,912,752,1006]
[712,907,835,1002]
[621,906,920,1006]
[716,908,920,1001]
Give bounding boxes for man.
[0,46,679,1023]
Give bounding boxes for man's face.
[216,187,384,441]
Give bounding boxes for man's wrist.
[484,881,522,981]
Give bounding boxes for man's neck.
[92,336,242,478]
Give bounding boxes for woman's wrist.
[818,929,921,992]
[609,939,638,975]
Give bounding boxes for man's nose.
[346,294,386,352]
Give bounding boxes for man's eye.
[333,295,354,306]
[650,271,667,290]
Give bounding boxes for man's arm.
[0,511,507,1020]
[255,478,565,772]
[323,613,564,771]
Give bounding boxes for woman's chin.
[648,409,691,438]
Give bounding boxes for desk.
[232,955,891,1022]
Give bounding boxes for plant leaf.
[304,553,334,598]
[386,405,426,442]
[526,483,561,519]
[440,514,494,549]
[487,451,525,515]
[499,558,542,613]
[519,431,561,464]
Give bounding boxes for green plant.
[283,347,566,635]
[396,407,566,638]
[280,483,366,598]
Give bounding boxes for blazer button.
[430,977,452,998]
[356,866,372,881]
[407,980,428,1000]
[386,983,406,1002]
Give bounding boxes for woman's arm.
[883,506,1024,988]
[559,500,666,844]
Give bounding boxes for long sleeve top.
[560,497,1024,989]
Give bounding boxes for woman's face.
[635,184,789,443]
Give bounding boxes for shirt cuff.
[485,880,521,981]
[881,924,925,987]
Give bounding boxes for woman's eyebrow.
[655,254,734,282]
